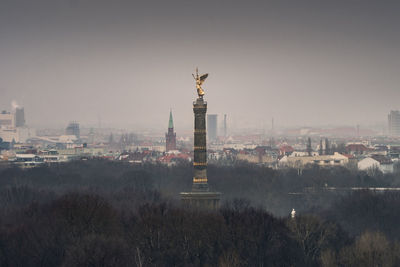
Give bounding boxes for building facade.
[65,122,80,139]
[0,111,15,128]
[388,110,400,136]
[0,108,33,143]
[279,152,349,169]
[15,107,25,127]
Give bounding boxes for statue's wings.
[200,73,208,82]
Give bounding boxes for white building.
[0,127,35,143]
[14,154,44,168]
[0,109,35,143]
[358,157,379,171]
[279,152,349,169]
[358,155,394,174]
[0,111,15,128]
[289,151,319,157]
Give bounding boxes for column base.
[180,191,221,210]
[192,182,210,192]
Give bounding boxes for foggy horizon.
[1,0,400,131]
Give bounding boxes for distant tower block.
[306,137,312,156]
[65,121,80,139]
[181,69,221,210]
[388,110,400,136]
[88,128,95,144]
[165,110,177,151]
[207,114,218,142]
[223,114,227,137]
[15,107,25,127]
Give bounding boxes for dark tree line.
[0,193,306,266]
[1,160,400,266]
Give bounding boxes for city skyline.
[0,101,392,135]
[1,0,400,129]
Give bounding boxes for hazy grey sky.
[1,0,399,131]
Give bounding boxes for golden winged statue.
[192,68,208,98]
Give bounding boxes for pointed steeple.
[166,109,176,151]
[168,109,174,129]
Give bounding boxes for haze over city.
[1,0,400,130]
[4,1,400,266]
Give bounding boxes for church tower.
[165,110,177,151]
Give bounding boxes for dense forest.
[0,160,400,266]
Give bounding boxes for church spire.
[166,109,176,151]
[168,109,174,129]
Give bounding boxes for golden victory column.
[180,68,221,209]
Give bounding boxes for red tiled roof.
[158,153,190,163]
[279,145,294,153]
[371,154,392,164]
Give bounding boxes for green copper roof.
[168,110,174,129]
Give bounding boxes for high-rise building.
[0,111,15,128]
[65,122,80,139]
[223,114,227,137]
[0,108,34,143]
[88,128,95,144]
[165,110,177,151]
[15,107,25,127]
[388,110,400,136]
[306,137,312,156]
[207,114,217,142]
